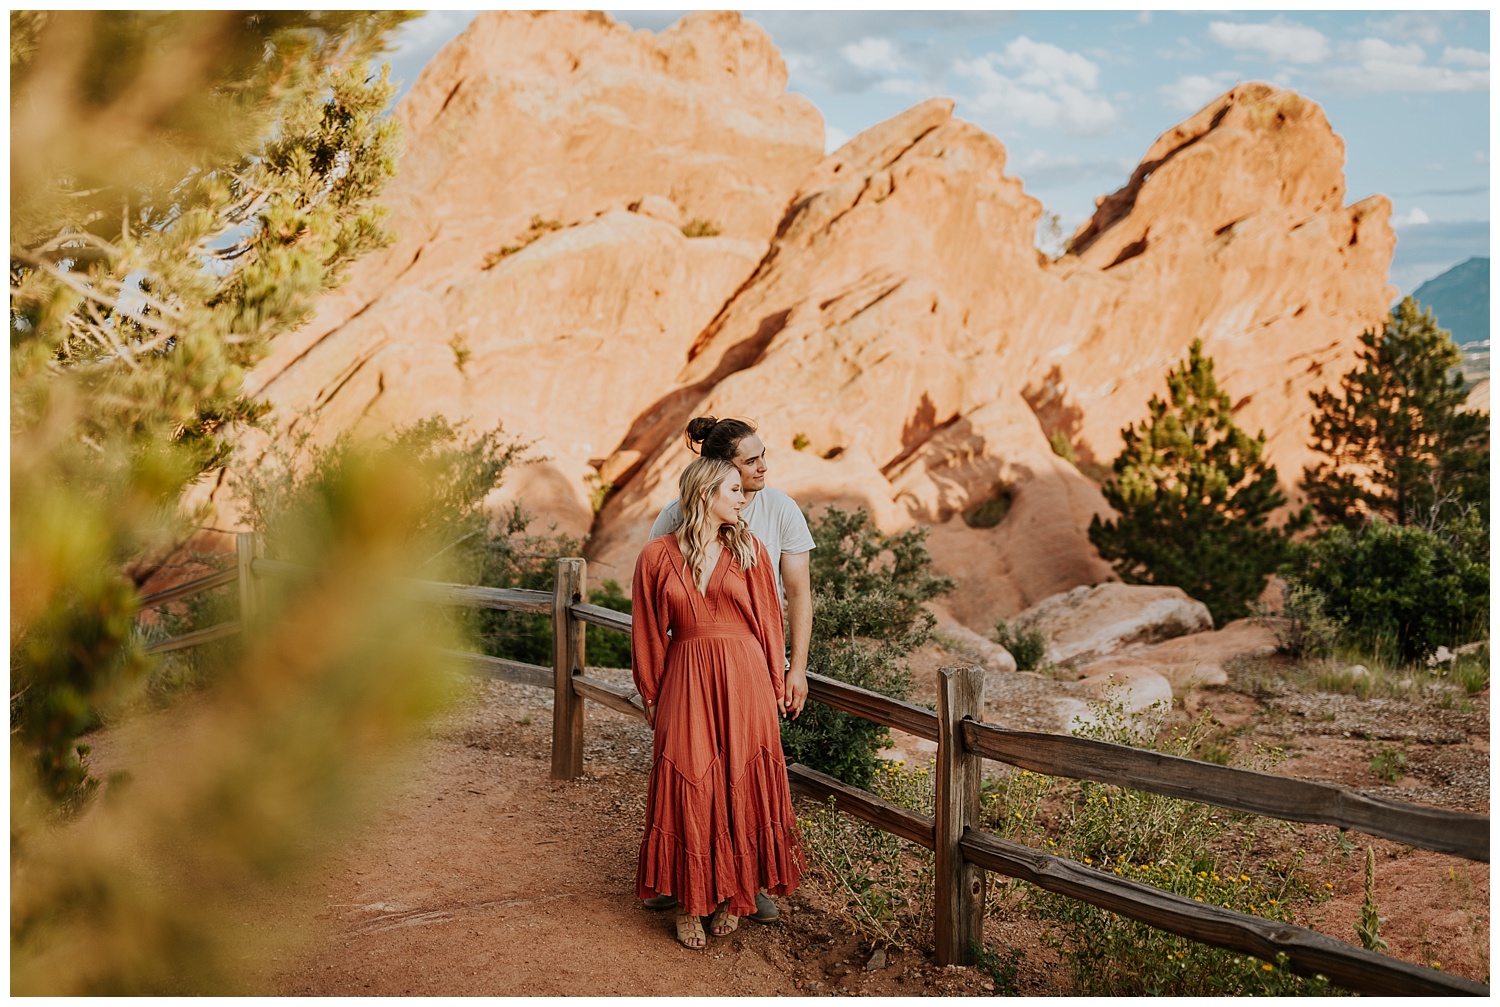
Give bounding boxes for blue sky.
[384,9,1490,294]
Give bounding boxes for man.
[642,416,815,922]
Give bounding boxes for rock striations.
[220,12,1398,634]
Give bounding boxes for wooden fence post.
[236,531,264,627]
[935,665,986,965]
[550,557,587,780]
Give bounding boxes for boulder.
[1010,583,1213,667]
[1076,617,1278,690]
[928,601,1018,675]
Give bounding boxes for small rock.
[1427,646,1456,666]
[1347,664,1370,679]
[864,948,887,971]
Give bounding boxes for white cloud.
[1157,36,1203,62]
[1443,46,1489,69]
[841,37,903,74]
[876,77,933,97]
[824,125,853,155]
[1208,19,1331,64]
[1158,73,1238,113]
[996,36,1099,90]
[1013,150,1135,187]
[1475,151,1490,165]
[1136,11,1153,27]
[1364,12,1446,46]
[1321,38,1489,93]
[1354,38,1426,65]
[1392,207,1432,228]
[952,40,1122,138]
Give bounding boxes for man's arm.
[779,549,812,718]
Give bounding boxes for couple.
[630,416,814,950]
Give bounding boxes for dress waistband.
[671,624,758,643]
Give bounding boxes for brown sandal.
[674,912,706,950]
[709,901,740,936]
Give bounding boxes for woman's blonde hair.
[677,456,757,586]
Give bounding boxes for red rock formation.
[587,82,1395,629]
[222,10,824,529]
[221,14,1398,636]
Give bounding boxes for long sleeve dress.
[631,533,805,918]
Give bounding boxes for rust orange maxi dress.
[631,533,805,918]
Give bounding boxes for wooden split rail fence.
[141,536,1489,996]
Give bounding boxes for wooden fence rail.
[137,537,1489,995]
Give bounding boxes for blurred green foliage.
[12,9,413,810]
[238,416,634,670]
[7,11,488,996]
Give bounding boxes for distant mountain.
[1413,257,1489,347]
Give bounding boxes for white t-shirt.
[649,486,815,601]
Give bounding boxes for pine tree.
[1302,296,1489,531]
[1088,340,1304,624]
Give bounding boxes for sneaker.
[748,892,779,924]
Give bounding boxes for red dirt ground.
[247,663,1487,996]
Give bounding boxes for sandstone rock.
[1465,377,1489,413]
[928,601,1018,675]
[1010,583,1213,667]
[220,10,824,536]
[1067,667,1176,730]
[587,82,1394,621]
[211,10,1396,644]
[1076,617,1279,690]
[628,195,683,229]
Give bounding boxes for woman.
[631,456,805,950]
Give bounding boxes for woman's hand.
[644,701,656,729]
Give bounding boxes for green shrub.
[238,416,635,669]
[1022,688,1338,995]
[1260,581,1345,660]
[1280,516,1488,663]
[780,506,953,788]
[1368,745,1407,783]
[993,618,1048,671]
[962,485,1012,528]
[1451,646,1490,695]
[681,217,721,238]
[1048,428,1077,463]
[796,760,934,951]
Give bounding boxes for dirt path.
[250,659,1487,996]
[260,674,1008,996]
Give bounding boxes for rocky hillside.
[214,10,1399,630]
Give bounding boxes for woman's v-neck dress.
[630,534,805,918]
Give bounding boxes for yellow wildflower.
[1261,964,1274,972]
[1084,858,1093,865]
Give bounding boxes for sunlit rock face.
[227,11,1395,633]
[228,10,824,530]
